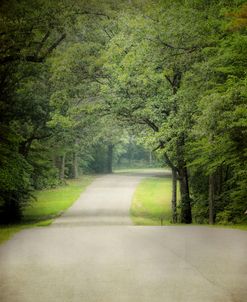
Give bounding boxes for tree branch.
[0,33,66,64]
[142,118,159,132]
[164,153,178,171]
[35,30,51,56]
[75,10,110,19]
[42,33,66,58]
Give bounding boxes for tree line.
[0,0,246,225]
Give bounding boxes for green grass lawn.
[0,176,94,244]
[130,177,173,225]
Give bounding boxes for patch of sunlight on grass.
[130,177,172,225]
[0,176,95,244]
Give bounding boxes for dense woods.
[0,0,246,225]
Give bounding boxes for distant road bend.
[0,170,247,302]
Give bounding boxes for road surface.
[0,172,247,302]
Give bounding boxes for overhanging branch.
[0,33,66,64]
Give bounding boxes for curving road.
[0,172,247,302]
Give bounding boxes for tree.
[0,0,78,220]
[1,0,246,226]
[99,0,216,223]
[184,0,247,224]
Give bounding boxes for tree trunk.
[72,151,78,179]
[209,174,215,225]
[178,165,192,224]
[163,153,178,224]
[171,167,177,223]
[59,154,66,179]
[19,138,33,158]
[149,151,153,166]
[107,144,113,173]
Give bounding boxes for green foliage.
[0,131,32,223]
[185,2,247,224]
[0,0,246,226]
[0,0,71,222]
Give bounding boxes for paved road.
[0,172,247,302]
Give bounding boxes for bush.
[0,148,32,224]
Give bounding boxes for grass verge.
[0,176,94,244]
[208,224,247,231]
[114,167,167,173]
[130,177,172,225]
[130,177,247,230]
